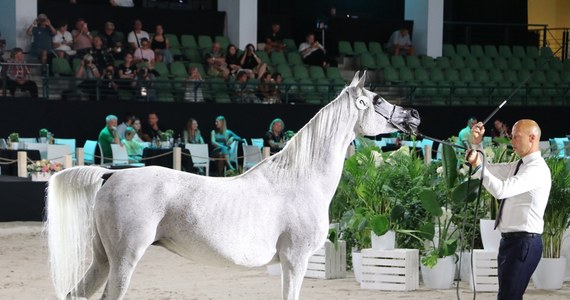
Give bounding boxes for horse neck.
[272,96,357,181]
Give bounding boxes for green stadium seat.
[414,68,429,82]
[484,45,499,58]
[277,64,294,79]
[525,46,539,58]
[548,59,563,71]
[215,36,230,50]
[287,52,303,65]
[255,51,271,64]
[443,44,456,57]
[52,57,74,76]
[181,34,198,49]
[479,57,494,70]
[450,56,466,69]
[465,56,480,69]
[368,41,383,54]
[498,45,512,58]
[187,63,206,78]
[326,67,343,81]
[165,34,181,49]
[421,56,437,69]
[406,55,421,69]
[540,46,554,59]
[197,35,213,50]
[521,57,537,70]
[375,53,390,68]
[283,38,297,52]
[270,51,287,66]
[390,55,406,68]
[383,66,399,83]
[508,57,522,70]
[360,52,378,70]
[494,57,508,70]
[398,67,414,82]
[353,41,369,55]
[183,48,202,63]
[298,78,320,104]
[293,65,309,79]
[445,69,460,84]
[309,66,326,79]
[436,56,451,69]
[456,44,471,57]
[170,61,188,78]
[338,41,355,56]
[470,45,485,58]
[512,46,526,58]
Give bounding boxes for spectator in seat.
[121,127,144,162]
[5,48,38,98]
[90,36,114,71]
[258,72,280,103]
[75,53,100,99]
[205,42,230,79]
[298,33,331,67]
[99,21,123,52]
[184,118,205,144]
[184,66,204,102]
[151,25,173,64]
[142,112,162,142]
[232,71,259,103]
[225,44,241,77]
[210,115,242,175]
[71,18,93,57]
[110,0,134,7]
[26,14,56,67]
[265,23,286,54]
[52,20,75,58]
[133,38,155,68]
[132,117,145,143]
[132,62,157,101]
[493,119,512,139]
[240,43,268,80]
[127,19,149,50]
[100,63,119,101]
[388,28,415,56]
[117,113,135,139]
[264,118,286,155]
[98,114,121,163]
[117,52,137,89]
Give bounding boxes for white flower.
[371,150,383,167]
[459,165,469,176]
[484,147,495,163]
[385,158,395,165]
[436,166,444,174]
[438,207,453,224]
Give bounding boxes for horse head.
[348,71,421,137]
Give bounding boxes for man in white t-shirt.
[52,21,75,57]
[388,28,415,55]
[127,19,149,50]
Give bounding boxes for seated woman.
[131,117,145,143]
[258,72,280,103]
[210,116,241,175]
[264,118,286,155]
[121,126,144,162]
[239,43,267,79]
[184,66,204,102]
[150,25,173,64]
[225,44,241,77]
[117,52,137,90]
[184,118,205,144]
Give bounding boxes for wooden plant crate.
[470,250,499,292]
[305,240,346,279]
[360,248,419,291]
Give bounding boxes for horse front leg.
[279,250,310,300]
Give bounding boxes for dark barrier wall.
[38,2,225,37]
[0,98,568,145]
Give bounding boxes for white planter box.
[31,172,51,182]
[470,250,499,292]
[360,248,419,291]
[305,240,346,279]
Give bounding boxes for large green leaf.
[442,144,458,189]
[370,214,390,236]
[441,238,458,257]
[390,204,405,223]
[419,222,435,241]
[451,179,481,204]
[419,189,443,217]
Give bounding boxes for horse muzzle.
[373,95,421,135]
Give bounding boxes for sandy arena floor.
[1,222,569,300]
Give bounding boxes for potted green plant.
[532,157,570,290]
[8,132,19,150]
[39,128,49,143]
[418,143,481,289]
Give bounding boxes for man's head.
[37,14,48,26]
[106,115,118,129]
[467,117,478,128]
[93,36,103,49]
[305,33,315,44]
[134,19,142,31]
[399,28,409,36]
[148,112,159,126]
[76,18,86,30]
[271,23,280,33]
[140,38,150,49]
[10,48,24,61]
[211,42,221,53]
[511,119,541,157]
[104,21,115,33]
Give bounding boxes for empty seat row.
[339,40,385,56]
[442,44,555,60]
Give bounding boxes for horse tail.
[45,166,111,299]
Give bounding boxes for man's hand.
[471,122,485,145]
[465,149,481,168]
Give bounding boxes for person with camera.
[133,38,155,69]
[99,22,124,53]
[90,36,115,71]
[100,63,119,101]
[132,62,157,101]
[75,54,100,99]
[239,43,268,80]
[26,14,56,66]
[72,18,93,57]
[265,23,287,54]
[52,20,75,58]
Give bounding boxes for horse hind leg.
[69,230,110,299]
[99,229,157,299]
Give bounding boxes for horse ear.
[349,72,360,87]
[357,70,367,88]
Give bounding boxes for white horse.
[46,72,420,300]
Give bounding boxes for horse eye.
[373,95,382,104]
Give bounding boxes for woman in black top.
[239,43,267,79]
[150,24,173,64]
[226,44,241,76]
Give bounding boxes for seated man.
[99,21,124,52]
[25,14,56,66]
[98,114,121,163]
[265,23,286,54]
[205,42,229,79]
[298,33,330,67]
[232,71,260,103]
[5,48,38,97]
[72,18,93,57]
[75,54,101,99]
[127,19,150,50]
[388,28,415,55]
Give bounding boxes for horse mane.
[262,85,357,178]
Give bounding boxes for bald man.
[466,119,551,300]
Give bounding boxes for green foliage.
[542,158,570,258]
[8,132,19,142]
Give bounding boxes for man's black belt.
[501,232,541,239]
